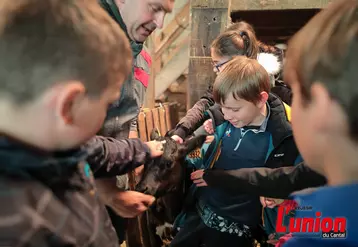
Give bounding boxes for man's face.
[220,94,264,128]
[117,0,174,42]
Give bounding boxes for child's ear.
[258,91,269,107]
[55,82,86,126]
[310,82,333,131]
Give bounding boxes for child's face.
[289,81,348,175]
[290,82,323,173]
[211,48,231,75]
[220,93,266,128]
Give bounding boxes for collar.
[260,102,271,132]
[100,0,143,58]
[0,136,89,189]
[0,136,87,170]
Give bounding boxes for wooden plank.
[163,103,172,131]
[158,106,168,136]
[155,1,190,45]
[161,34,190,66]
[151,108,161,133]
[169,102,180,128]
[138,111,147,142]
[144,109,154,141]
[154,2,190,57]
[231,0,333,11]
[188,57,216,107]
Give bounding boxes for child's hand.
[191,169,208,187]
[205,135,215,143]
[260,197,284,208]
[204,119,214,134]
[267,233,279,245]
[171,135,183,144]
[145,140,166,158]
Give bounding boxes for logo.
[225,128,231,137]
[274,153,285,157]
[276,203,347,239]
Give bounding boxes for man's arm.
[85,135,151,178]
[129,117,139,138]
[203,162,327,199]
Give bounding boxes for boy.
[0,0,154,246]
[279,0,358,246]
[171,56,300,247]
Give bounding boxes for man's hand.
[171,135,183,144]
[134,165,144,180]
[96,178,155,218]
[145,140,166,158]
[110,190,155,218]
[191,169,208,187]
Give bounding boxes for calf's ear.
[150,128,161,140]
[178,135,207,157]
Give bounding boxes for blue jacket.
[284,183,358,247]
[175,94,302,237]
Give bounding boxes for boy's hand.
[204,119,214,134]
[145,140,166,158]
[267,233,279,245]
[171,135,183,144]
[191,169,208,187]
[205,135,215,143]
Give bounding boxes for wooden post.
[187,0,231,107]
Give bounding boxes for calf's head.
[135,128,206,197]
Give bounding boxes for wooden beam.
[188,0,231,107]
[154,2,190,59]
[231,0,333,11]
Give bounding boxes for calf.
[130,128,206,247]
[136,129,205,197]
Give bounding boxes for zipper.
[234,128,265,151]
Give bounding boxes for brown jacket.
[0,137,119,247]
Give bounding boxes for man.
[97,0,174,243]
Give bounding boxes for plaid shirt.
[0,137,119,247]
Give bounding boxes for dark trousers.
[170,211,255,247]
